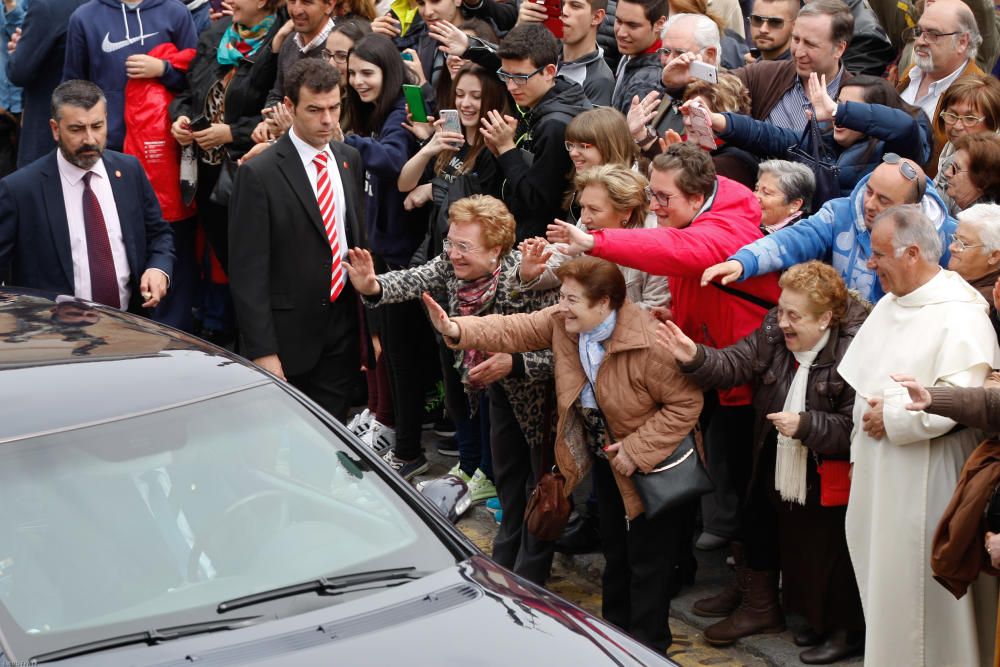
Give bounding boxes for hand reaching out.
[655,320,697,364]
[344,248,381,296]
[807,72,838,123]
[700,260,744,286]
[422,291,460,338]
[546,219,594,255]
[518,237,553,282]
[889,373,932,411]
[428,20,470,56]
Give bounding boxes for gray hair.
[758,160,816,211]
[954,3,983,63]
[51,80,106,121]
[873,204,943,263]
[662,13,721,54]
[956,203,1000,252]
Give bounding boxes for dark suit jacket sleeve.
[228,162,279,359]
[340,143,367,248]
[6,0,60,86]
[139,167,175,279]
[0,178,15,282]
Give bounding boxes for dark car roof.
[0,290,268,443]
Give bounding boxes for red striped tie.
[81,171,121,309]
[312,152,345,302]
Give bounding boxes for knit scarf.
[774,328,830,505]
[456,263,503,389]
[217,15,276,66]
[578,310,617,409]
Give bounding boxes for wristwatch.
[637,125,657,149]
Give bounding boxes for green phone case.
[402,84,428,123]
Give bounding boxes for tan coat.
[451,302,703,520]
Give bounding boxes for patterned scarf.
[456,262,503,389]
[578,310,617,409]
[217,15,276,66]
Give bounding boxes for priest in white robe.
[839,205,1000,667]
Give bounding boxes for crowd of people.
[2,0,1000,663]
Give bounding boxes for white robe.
[838,270,1000,667]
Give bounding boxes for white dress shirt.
[288,127,349,259]
[900,60,970,123]
[56,151,131,308]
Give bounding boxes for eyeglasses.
[882,152,926,199]
[905,26,961,43]
[443,238,482,255]
[645,186,678,207]
[656,46,701,59]
[945,160,969,177]
[564,141,593,152]
[320,49,349,64]
[496,64,546,86]
[939,110,986,127]
[749,14,786,29]
[950,236,984,253]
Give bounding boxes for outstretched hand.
[344,248,381,296]
[519,237,553,282]
[655,320,697,364]
[807,72,838,123]
[701,260,744,287]
[889,373,932,411]
[546,219,594,255]
[422,292,460,338]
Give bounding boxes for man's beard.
[60,142,103,170]
[914,51,935,72]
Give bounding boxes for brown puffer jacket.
[450,302,703,520]
[680,296,870,496]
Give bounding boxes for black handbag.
[985,482,1000,534]
[631,432,714,519]
[786,117,841,211]
[209,157,238,207]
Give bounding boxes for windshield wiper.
[217,567,421,613]
[30,616,261,663]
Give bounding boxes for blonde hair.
[684,72,751,114]
[574,165,650,229]
[564,107,638,168]
[778,260,849,323]
[447,195,517,255]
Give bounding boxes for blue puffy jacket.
[719,100,932,198]
[730,172,956,304]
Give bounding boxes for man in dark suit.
[6,0,89,168]
[229,58,365,422]
[0,79,175,312]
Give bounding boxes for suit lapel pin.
[343,161,349,170]
[115,170,122,178]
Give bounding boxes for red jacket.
[590,176,782,406]
[124,43,197,223]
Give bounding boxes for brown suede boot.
[692,542,744,618]
[702,569,785,646]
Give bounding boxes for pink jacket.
[590,176,782,405]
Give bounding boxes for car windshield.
[0,384,455,659]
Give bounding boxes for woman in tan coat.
[422,255,703,654]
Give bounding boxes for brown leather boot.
[703,569,785,646]
[692,541,744,618]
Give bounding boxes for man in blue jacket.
[702,156,957,303]
[62,0,197,151]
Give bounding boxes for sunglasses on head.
[883,153,926,200]
[749,14,785,28]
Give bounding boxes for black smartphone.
[189,115,211,132]
[749,47,761,59]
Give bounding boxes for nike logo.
[101,31,160,53]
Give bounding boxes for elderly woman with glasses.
[942,132,1000,213]
[754,160,816,235]
[932,75,1000,184]
[345,195,560,586]
[946,203,1000,339]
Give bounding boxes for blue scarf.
[578,310,617,409]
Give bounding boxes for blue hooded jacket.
[731,172,957,304]
[63,0,197,150]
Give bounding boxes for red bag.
[123,43,197,222]
[818,460,851,507]
[524,470,570,541]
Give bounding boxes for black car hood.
[48,557,673,666]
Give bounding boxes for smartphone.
[536,0,563,39]
[189,115,211,132]
[685,99,717,151]
[689,60,718,84]
[440,109,462,134]
[749,47,761,59]
[401,52,414,61]
[402,84,428,123]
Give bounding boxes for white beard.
[914,51,934,71]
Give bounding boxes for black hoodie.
[497,77,589,240]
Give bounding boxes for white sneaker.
[347,408,373,435]
[467,469,497,503]
[361,420,395,456]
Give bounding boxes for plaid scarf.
[216,15,276,66]
[456,262,503,389]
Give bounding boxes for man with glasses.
[747,0,798,62]
[898,0,984,176]
[475,23,588,239]
[703,154,958,303]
